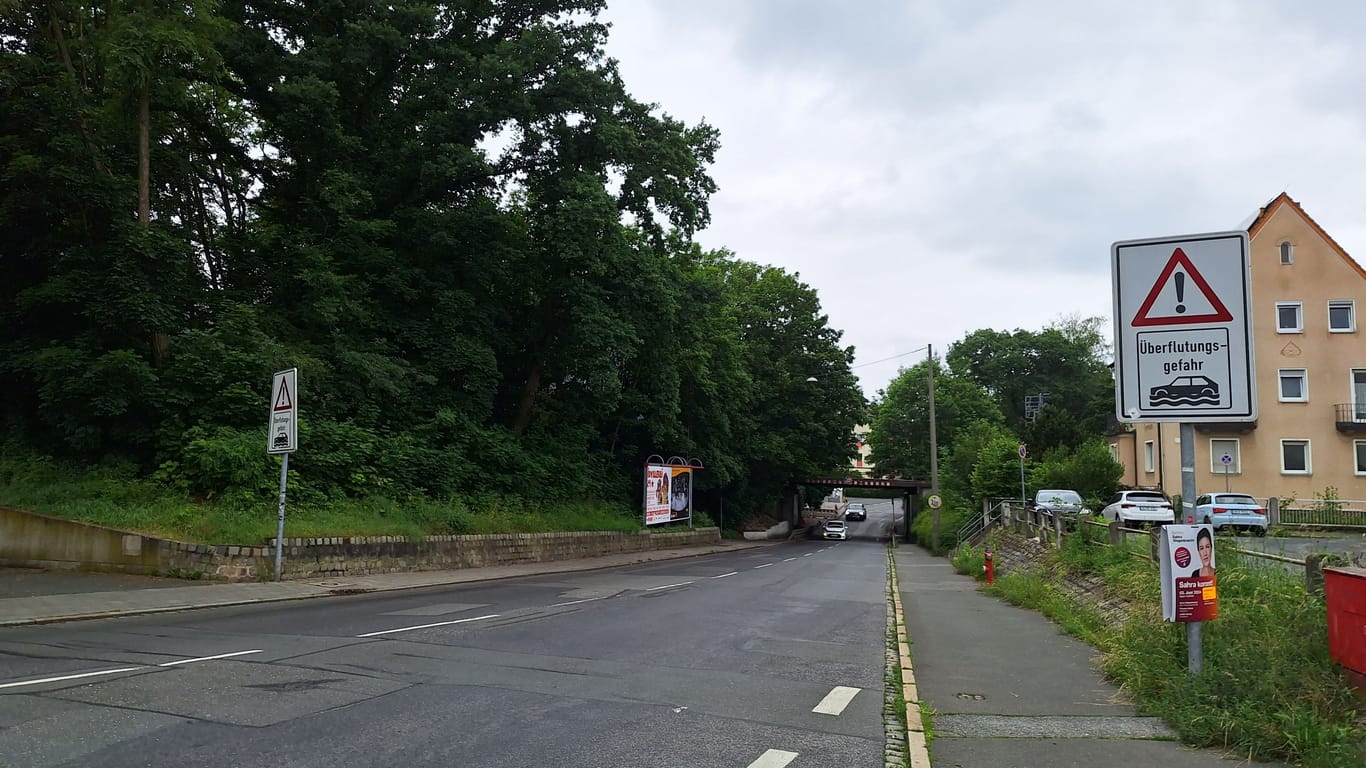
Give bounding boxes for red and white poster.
[643,464,671,525]
[1160,524,1218,622]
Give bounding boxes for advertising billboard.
[644,464,671,525]
[1160,524,1218,622]
[669,466,692,522]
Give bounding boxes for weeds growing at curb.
[970,531,1364,767]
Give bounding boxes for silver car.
[823,520,848,540]
[1033,489,1086,516]
[1194,492,1268,535]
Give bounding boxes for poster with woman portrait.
[1160,524,1218,622]
[669,467,692,521]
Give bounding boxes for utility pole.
[928,344,940,550]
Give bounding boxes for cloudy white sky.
[598,0,1366,396]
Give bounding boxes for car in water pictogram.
[1150,375,1218,400]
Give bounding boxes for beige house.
[1112,194,1366,504]
[851,424,874,476]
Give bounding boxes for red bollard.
[984,547,995,584]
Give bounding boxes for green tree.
[868,359,1002,481]
[1028,439,1123,504]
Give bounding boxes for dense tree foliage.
[0,2,863,519]
[866,358,1001,482]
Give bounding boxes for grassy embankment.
[952,525,1364,768]
[0,455,664,544]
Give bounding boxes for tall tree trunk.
[138,84,150,225]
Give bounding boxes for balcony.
[1335,403,1366,433]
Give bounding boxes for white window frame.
[1208,438,1241,474]
[1279,241,1293,265]
[1276,301,1303,334]
[1280,439,1311,475]
[1329,300,1356,333]
[1143,441,1155,473]
[1109,443,1120,461]
[1355,441,1366,476]
[1277,368,1308,402]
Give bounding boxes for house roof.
[1245,192,1366,280]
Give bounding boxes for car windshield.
[1215,494,1258,506]
[1126,492,1166,502]
[825,521,844,528]
[1040,491,1081,504]
[847,503,864,509]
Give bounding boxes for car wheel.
[1254,527,1266,537]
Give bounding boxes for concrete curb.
[0,540,771,627]
[888,545,933,768]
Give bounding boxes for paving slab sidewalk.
[0,540,768,627]
[893,544,1270,768]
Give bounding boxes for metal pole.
[275,452,289,582]
[928,345,939,551]
[1019,453,1026,504]
[1180,421,1202,674]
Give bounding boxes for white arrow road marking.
[812,685,861,715]
[747,749,799,768]
[357,614,500,637]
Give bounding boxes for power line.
[852,345,929,370]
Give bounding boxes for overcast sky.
[598,0,1366,397]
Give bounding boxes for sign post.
[1017,444,1028,504]
[1221,453,1233,493]
[1114,231,1254,675]
[266,368,298,582]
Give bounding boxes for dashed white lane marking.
[753,563,774,569]
[783,557,797,562]
[159,650,261,667]
[357,614,500,638]
[550,597,606,607]
[712,571,739,579]
[747,749,799,767]
[802,553,814,557]
[645,581,693,591]
[812,685,862,715]
[0,667,145,690]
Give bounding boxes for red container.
[1324,567,1366,682]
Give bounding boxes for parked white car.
[1099,490,1175,528]
[1194,492,1268,535]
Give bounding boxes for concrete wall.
[0,506,720,582]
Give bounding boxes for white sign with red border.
[1112,231,1256,422]
[267,368,298,454]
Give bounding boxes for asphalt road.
[0,502,897,768]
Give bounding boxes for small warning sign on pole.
[267,369,298,455]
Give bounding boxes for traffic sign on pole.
[267,369,298,454]
[1112,232,1256,422]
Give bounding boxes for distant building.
[852,425,874,476]
[1112,194,1366,504]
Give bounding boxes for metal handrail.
[955,499,1020,548]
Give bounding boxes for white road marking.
[550,597,606,607]
[747,749,799,768]
[159,650,262,667]
[812,685,862,715]
[357,614,500,637]
[783,557,796,562]
[712,571,739,579]
[645,581,693,591]
[802,553,814,557]
[0,667,145,690]
[753,563,774,569]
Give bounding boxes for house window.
[1143,441,1155,473]
[1209,438,1240,474]
[1329,300,1356,333]
[1355,441,1366,475]
[1279,241,1293,264]
[1109,443,1120,461]
[1277,369,1308,402]
[1280,439,1311,474]
[1276,302,1303,333]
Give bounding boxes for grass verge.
[964,529,1364,768]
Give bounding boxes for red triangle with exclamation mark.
[1131,248,1233,326]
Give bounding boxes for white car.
[1194,492,1268,535]
[823,520,848,540]
[1099,490,1175,528]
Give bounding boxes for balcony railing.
[1334,403,1366,433]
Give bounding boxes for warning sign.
[267,368,298,454]
[1112,232,1256,422]
[1131,248,1234,326]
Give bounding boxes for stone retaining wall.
[1,506,720,582]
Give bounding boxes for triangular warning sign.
[273,378,294,412]
[1131,248,1233,327]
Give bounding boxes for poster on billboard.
[644,464,671,525]
[1159,524,1218,622]
[669,467,692,522]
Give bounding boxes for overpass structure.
[796,477,931,541]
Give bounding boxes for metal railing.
[1273,497,1366,529]
[955,498,1019,547]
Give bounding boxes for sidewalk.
[893,545,1262,768]
[0,540,767,627]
